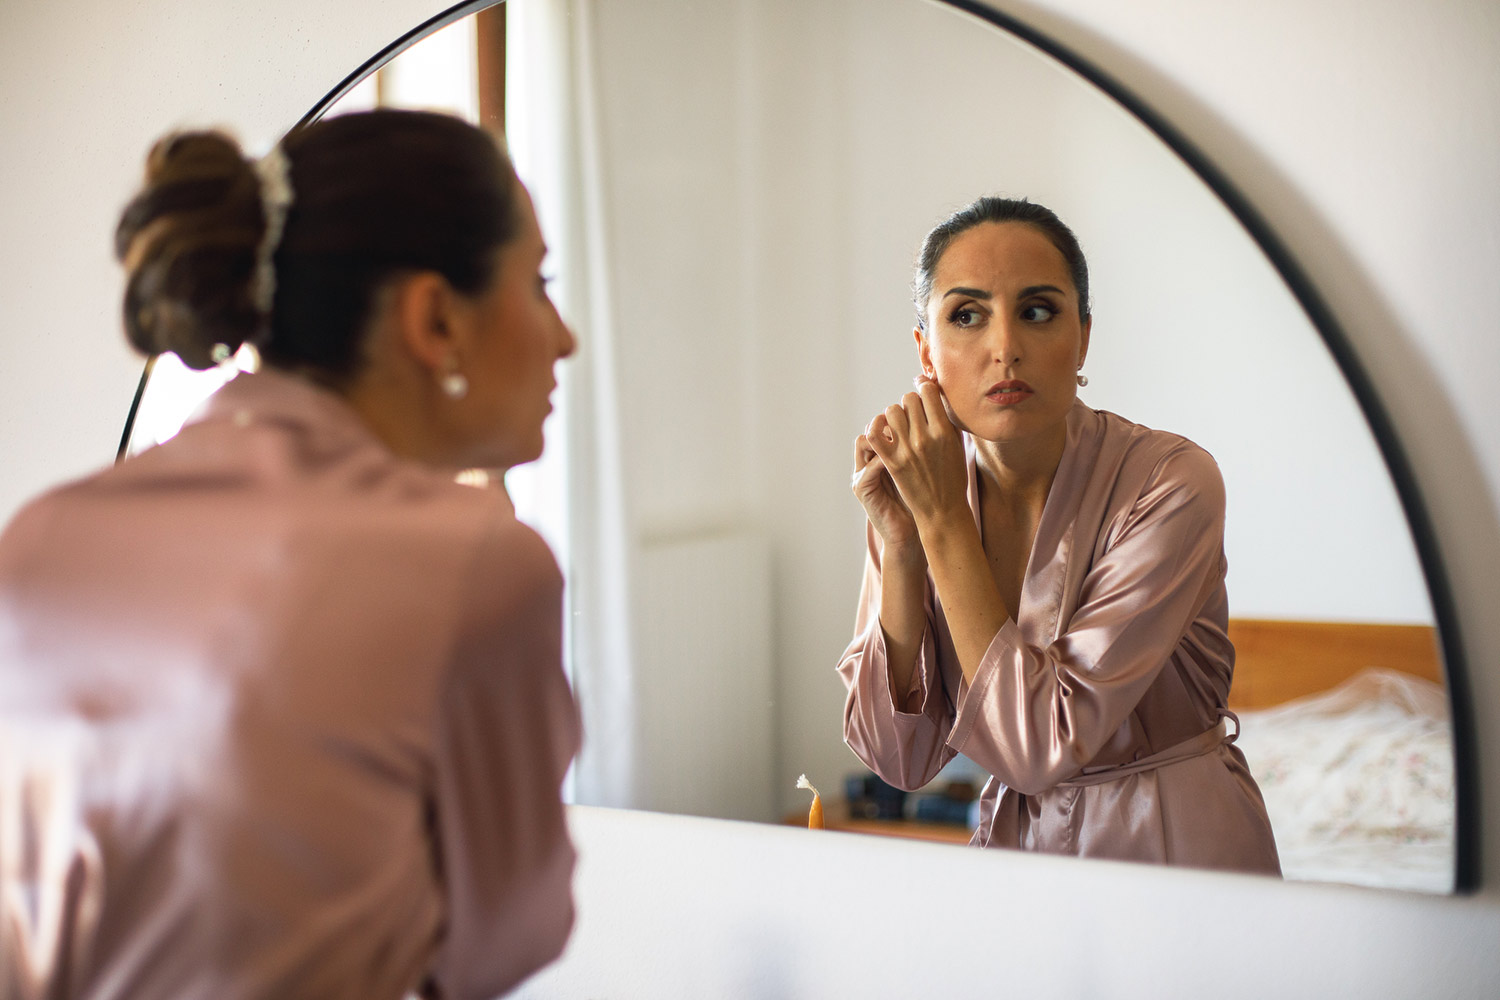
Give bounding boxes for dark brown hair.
[115,109,520,379]
[913,196,1090,331]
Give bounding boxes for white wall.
[2,0,1498,997]
[0,0,455,521]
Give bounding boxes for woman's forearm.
[877,541,929,704]
[918,514,1010,685]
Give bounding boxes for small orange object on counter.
[796,774,824,829]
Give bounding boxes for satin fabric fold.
[838,401,1280,875]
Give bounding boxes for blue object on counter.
[909,795,973,826]
[845,772,907,820]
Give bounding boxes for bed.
[1228,619,1455,893]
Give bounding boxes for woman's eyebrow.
[941,286,992,301]
[941,283,1067,301]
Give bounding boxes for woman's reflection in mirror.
[0,109,580,998]
[839,197,1280,874]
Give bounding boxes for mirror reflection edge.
[114,0,1478,892]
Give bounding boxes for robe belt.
[1056,710,1239,788]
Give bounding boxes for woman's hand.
[864,379,969,535]
[852,432,922,560]
[865,377,1007,686]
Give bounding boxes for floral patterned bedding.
[1235,668,1455,893]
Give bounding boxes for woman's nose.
[557,321,577,360]
[989,318,1022,365]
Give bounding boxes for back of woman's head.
[115,109,519,379]
[913,196,1090,330]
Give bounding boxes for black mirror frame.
[117,0,1478,892]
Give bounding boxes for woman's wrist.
[914,505,977,552]
[882,534,928,573]
[868,514,926,569]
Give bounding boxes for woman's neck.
[973,419,1069,513]
[335,359,458,469]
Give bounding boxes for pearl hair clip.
[250,145,293,316]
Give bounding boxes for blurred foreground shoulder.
[465,512,564,617]
[426,506,579,999]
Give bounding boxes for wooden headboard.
[1227,619,1443,711]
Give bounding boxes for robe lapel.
[1018,402,1098,647]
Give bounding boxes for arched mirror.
[122,0,1472,895]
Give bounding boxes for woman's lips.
[985,380,1034,405]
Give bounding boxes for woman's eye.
[1020,303,1057,322]
[949,307,981,327]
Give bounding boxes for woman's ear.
[1078,315,1093,370]
[913,326,935,378]
[387,272,463,377]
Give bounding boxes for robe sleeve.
[836,523,962,791]
[424,519,581,1000]
[949,443,1228,795]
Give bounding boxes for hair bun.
[115,131,270,369]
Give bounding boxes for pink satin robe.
[839,401,1281,875]
[0,370,580,999]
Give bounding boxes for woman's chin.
[497,433,546,472]
[960,409,1052,445]
[458,424,547,475]
[951,405,1012,439]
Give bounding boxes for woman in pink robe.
[0,111,580,999]
[838,197,1280,875]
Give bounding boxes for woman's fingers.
[853,433,876,470]
[913,374,968,434]
[855,380,968,538]
[901,391,929,438]
[882,402,911,442]
[850,440,912,518]
[873,392,932,451]
[865,419,896,464]
[863,385,944,473]
[916,380,953,433]
[851,451,886,492]
[852,434,883,489]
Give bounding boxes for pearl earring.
[1076,373,1089,387]
[440,360,469,400]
